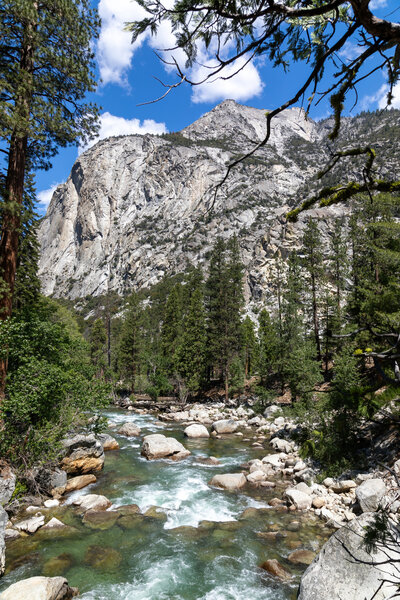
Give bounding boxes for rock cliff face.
[38,100,400,305]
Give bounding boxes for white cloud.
[191,56,264,104]
[80,111,167,152]
[379,82,400,109]
[97,0,148,86]
[362,82,400,111]
[37,183,61,210]
[97,0,265,104]
[369,0,387,9]
[339,42,363,62]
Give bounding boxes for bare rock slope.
[38,100,400,305]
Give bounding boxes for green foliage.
[228,355,245,395]
[0,301,110,470]
[206,236,245,396]
[0,0,100,170]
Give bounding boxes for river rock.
[44,499,60,508]
[0,576,78,600]
[184,424,209,438]
[312,497,326,509]
[0,462,16,506]
[330,480,357,494]
[84,545,122,571]
[141,434,190,460]
[97,433,120,450]
[4,528,20,541]
[270,437,292,453]
[115,504,141,516]
[0,506,8,575]
[117,423,141,437]
[263,405,281,418]
[288,549,315,565]
[211,419,238,434]
[61,434,104,475]
[82,510,120,530]
[65,474,97,493]
[246,470,266,484]
[15,514,45,534]
[43,554,75,577]
[33,467,67,495]
[355,479,387,513]
[262,454,284,468]
[72,494,111,512]
[196,456,220,465]
[297,513,399,600]
[41,518,68,531]
[284,489,312,510]
[260,559,291,581]
[209,473,247,490]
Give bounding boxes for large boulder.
[32,467,67,495]
[184,424,209,438]
[141,434,190,460]
[209,473,247,490]
[297,513,399,600]
[14,514,45,534]
[0,506,8,575]
[211,419,238,434]
[0,462,15,506]
[61,435,104,475]
[284,488,312,510]
[65,474,96,493]
[72,494,111,513]
[355,479,387,513]
[117,423,141,437]
[97,433,119,450]
[0,576,78,599]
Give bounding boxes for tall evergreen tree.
[175,284,207,400]
[258,308,279,385]
[118,293,142,394]
[206,236,244,399]
[302,217,323,361]
[90,318,107,378]
[242,316,257,378]
[0,0,100,396]
[161,283,183,369]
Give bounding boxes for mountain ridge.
[38,100,400,306]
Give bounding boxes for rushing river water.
[1,409,331,599]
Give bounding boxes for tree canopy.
[128,0,400,208]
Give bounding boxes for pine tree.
[175,285,207,400]
[118,293,142,394]
[302,217,323,361]
[206,236,244,400]
[0,0,99,395]
[242,316,257,378]
[258,308,279,385]
[161,283,183,370]
[90,318,107,377]
[280,252,320,400]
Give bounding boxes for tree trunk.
[0,135,28,397]
[0,8,36,399]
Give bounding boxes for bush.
[0,305,110,471]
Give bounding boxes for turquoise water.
[1,409,330,599]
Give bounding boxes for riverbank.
[0,400,398,599]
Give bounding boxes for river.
[0,408,330,599]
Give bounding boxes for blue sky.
[35,0,400,215]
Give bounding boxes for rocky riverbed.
[0,401,399,599]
